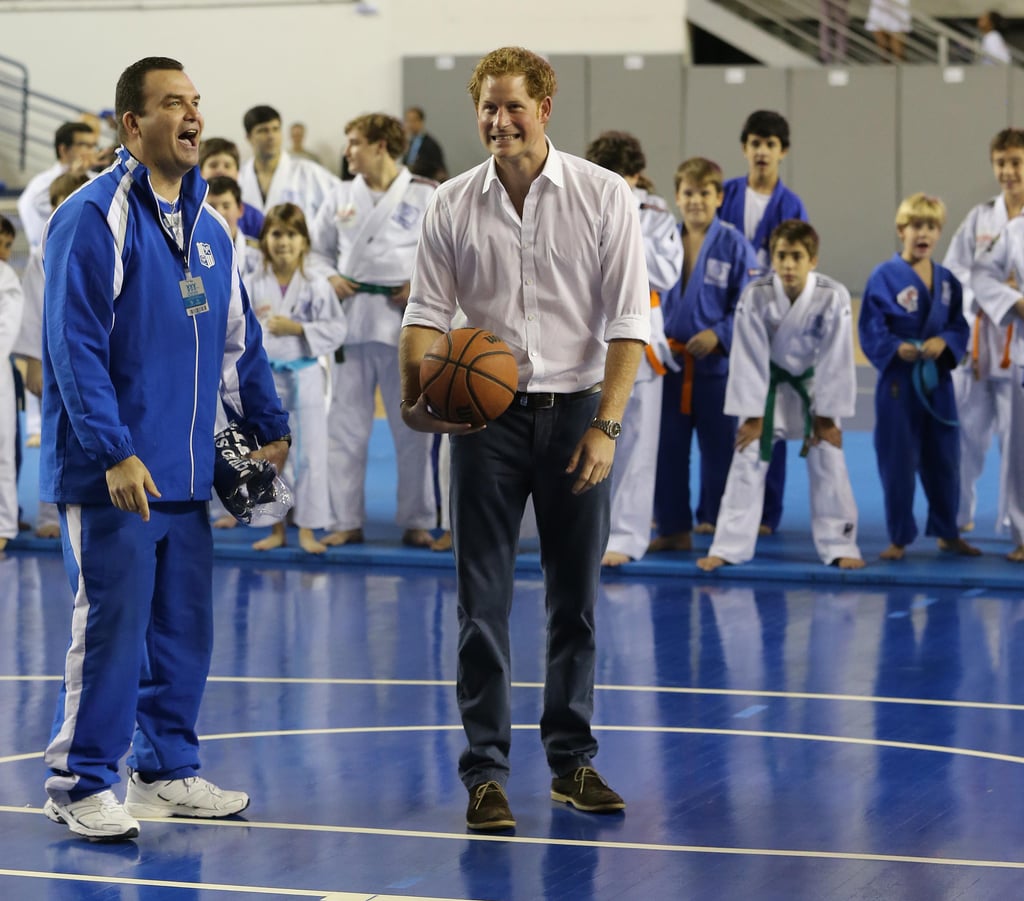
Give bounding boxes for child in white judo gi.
[698,220,863,571]
[0,222,22,550]
[943,129,1024,537]
[12,173,88,539]
[245,203,346,554]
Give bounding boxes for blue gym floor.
[3,421,1024,900]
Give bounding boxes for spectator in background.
[403,106,447,181]
[979,12,1012,64]
[865,0,911,62]
[288,122,321,164]
[238,104,340,219]
[17,122,97,247]
[93,109,120,167]
[819,1,850,64]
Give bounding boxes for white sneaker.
[44,790,140,842]
[124,773,250,819]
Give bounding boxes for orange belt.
[667,337,695,414]
[971,314,1013,380]
[645,289,669,376]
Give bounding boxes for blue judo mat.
[11,418,1019,589]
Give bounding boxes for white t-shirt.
[744,187,771,243]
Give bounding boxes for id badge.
[180,276,209,316]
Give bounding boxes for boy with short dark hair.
[0,215,14,263]
[200,138,264,240]
[860,193,978,561]
[943,128,1024,537]
[698,220,862,571]
[720,110,809,537]
[649,157,755,552]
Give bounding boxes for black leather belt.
[513,383,602,410]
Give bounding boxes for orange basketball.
[420,328,518,425]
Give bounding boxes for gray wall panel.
[789,67,898,290]
[587,55,685,204]
[899,66,1009,260]
[544,55,589,162]
[402,55,484,180]
[1010,67,1024,131]
[682,67,789,184]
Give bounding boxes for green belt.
[761,362,814,462]
[342,276,396,296]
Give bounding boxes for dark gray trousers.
[451,391,608,788]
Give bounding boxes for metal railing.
[710,0,1024,66]
[0,52,88,182]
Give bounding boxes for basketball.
[420,328,518,425]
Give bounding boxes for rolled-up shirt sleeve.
[404,190,458,333]
[600,177,651,344]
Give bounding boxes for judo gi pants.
[709,438,860,565]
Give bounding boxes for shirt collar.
[482,136,562,194]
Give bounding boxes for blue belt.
[269,357,318,373]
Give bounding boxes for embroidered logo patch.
[392,201,420,230]
[704,259,731,288]
[896,286,918,313]
[196,242,215,269]
[805,313,825,340]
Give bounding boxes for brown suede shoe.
[550,767,625,813]
[466,781,516,831]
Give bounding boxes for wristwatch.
[273,434,293,447]
[589,418,622,441]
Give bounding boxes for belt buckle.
[534,392,555,409]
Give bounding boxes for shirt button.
[525,279,533,286]
[527,315,535,321]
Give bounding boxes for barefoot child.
[697,220,863,572]
[244,203,346,553]
[651,157,755,553]
[859,193,979,561]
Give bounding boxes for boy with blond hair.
[860,193,978,561]
[698,220,862,571]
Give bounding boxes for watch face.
[609,421,622,438]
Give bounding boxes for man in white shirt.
[17,122,97,247]
[399,46,649,831]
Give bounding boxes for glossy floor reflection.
[2,553,1024,899]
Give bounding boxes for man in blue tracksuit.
[40,57,290,842]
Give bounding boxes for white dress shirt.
[404,140,650,393]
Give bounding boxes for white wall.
[0,0,688,184]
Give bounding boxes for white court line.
[202,677,1024,714]
[5,674,1024,714]
[0,868,479,900]
[5,722,1024,768]
[2,814,1024,874]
